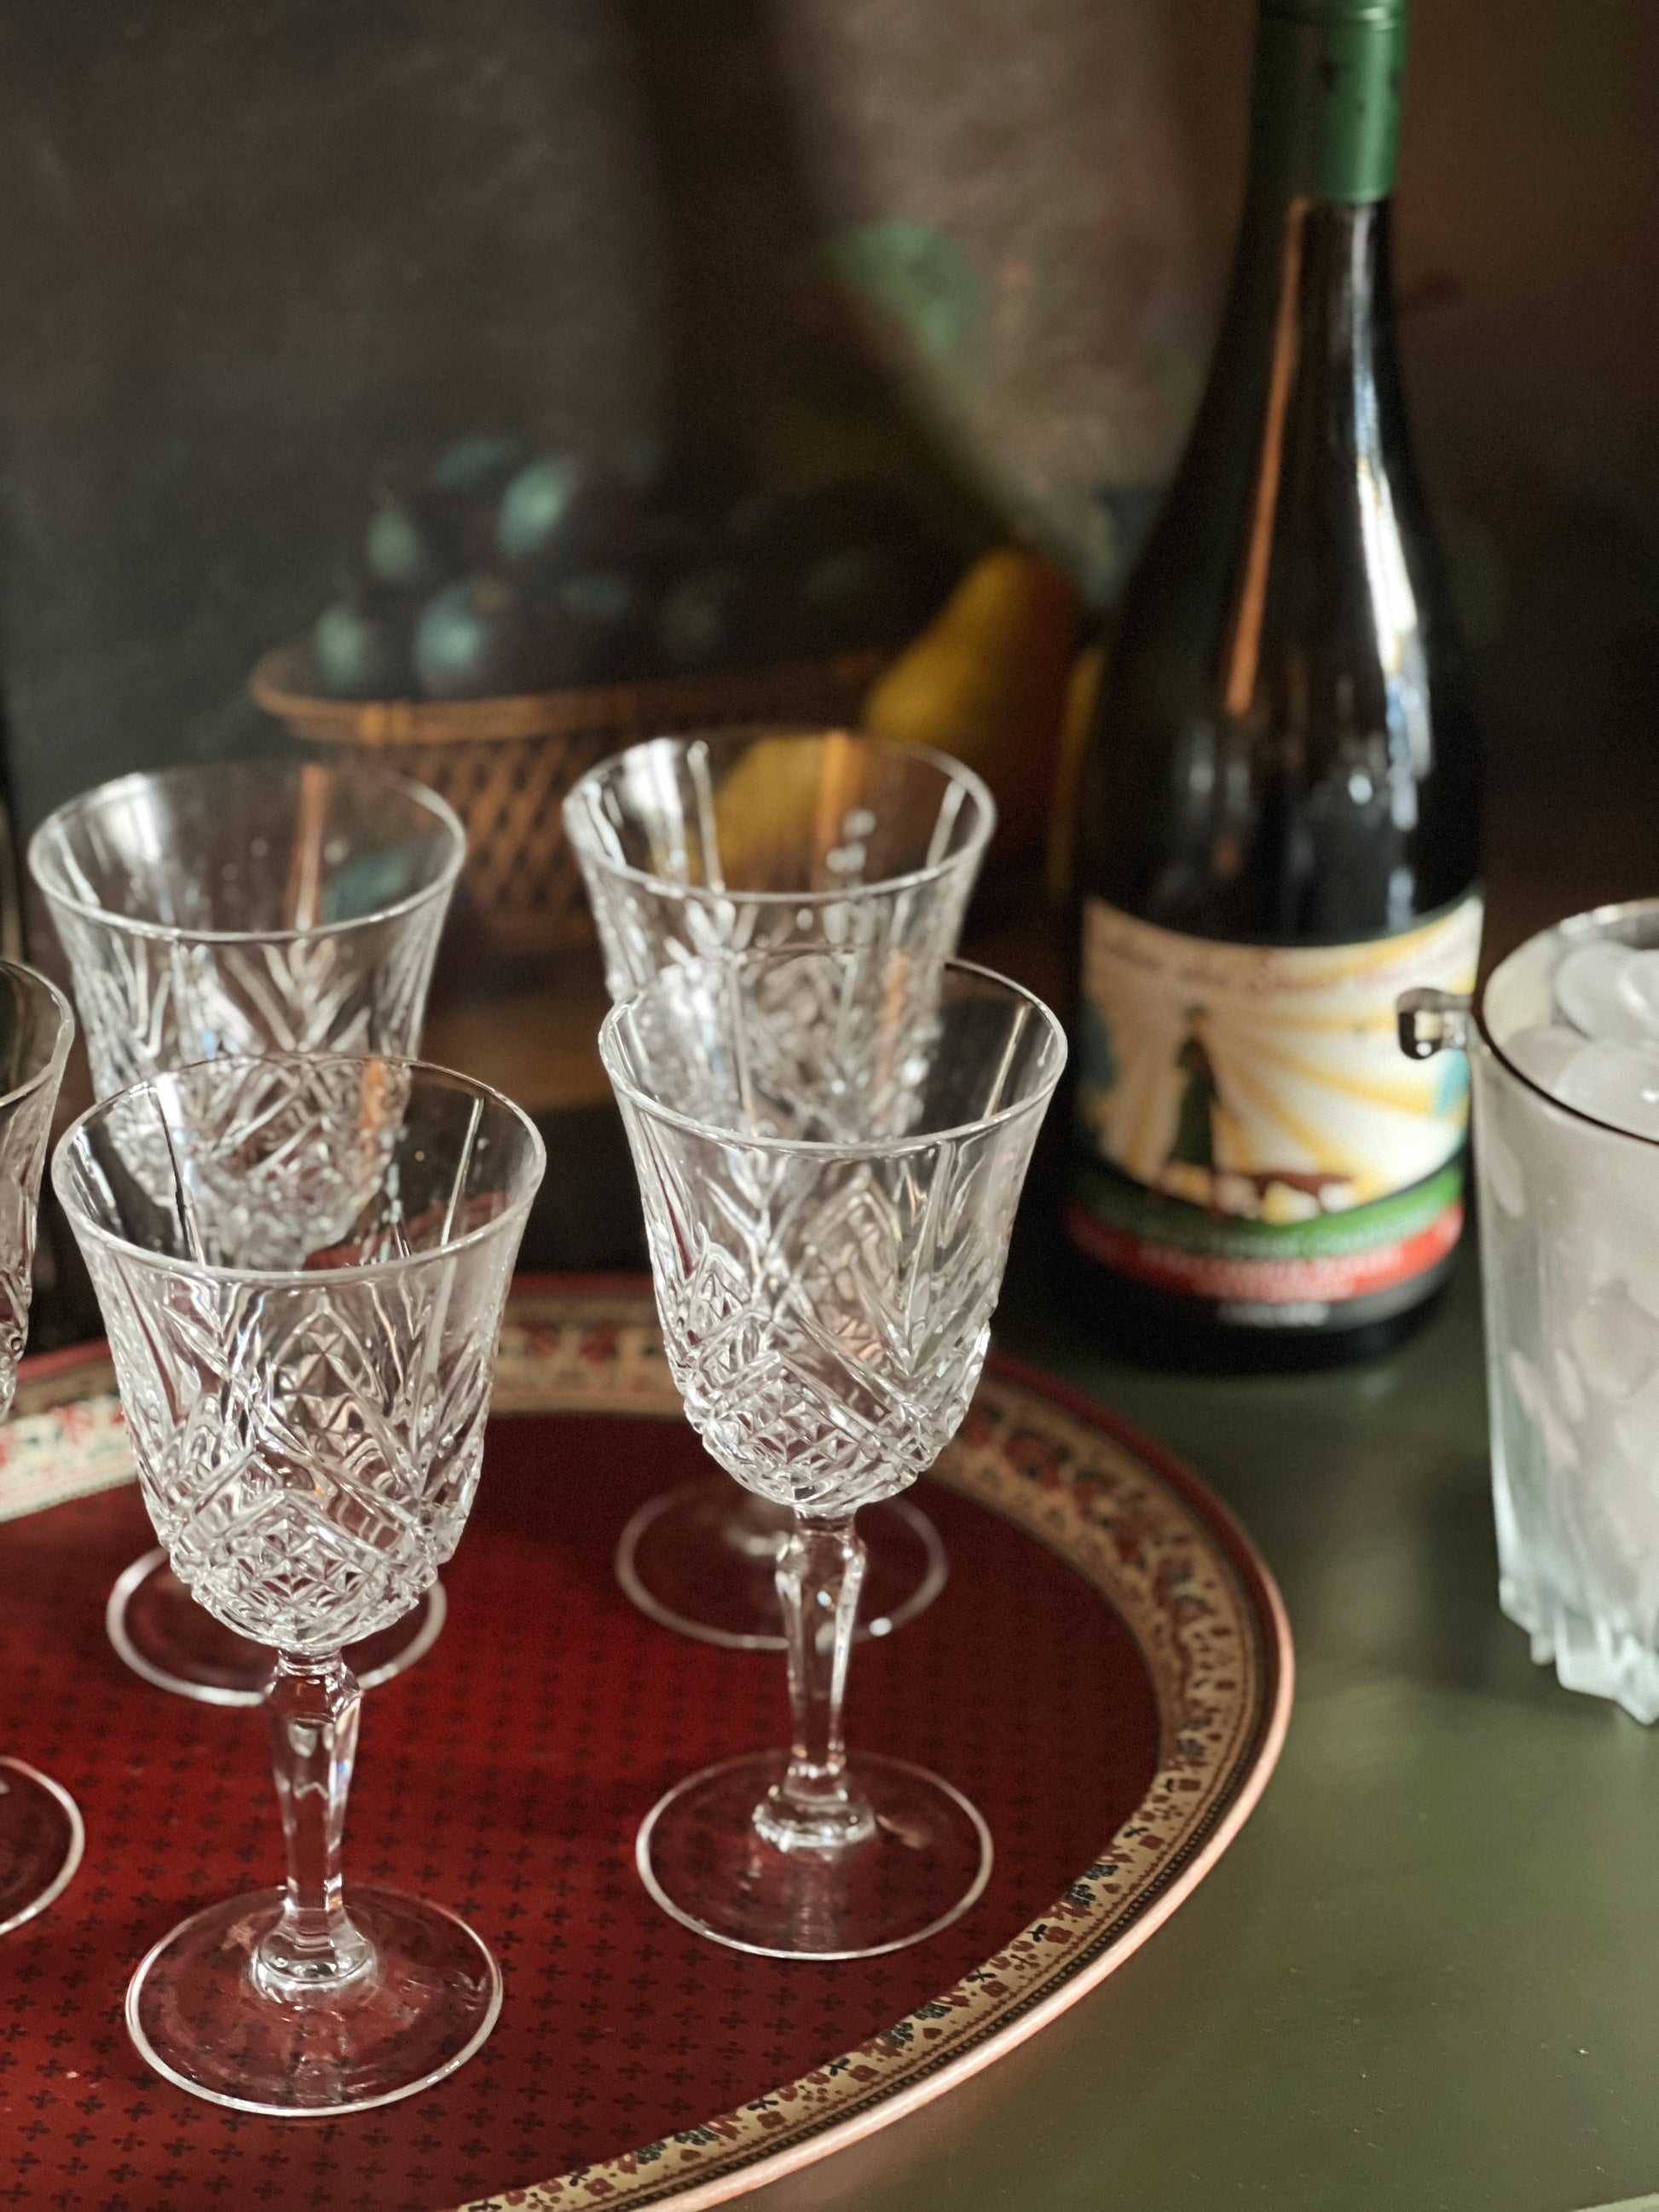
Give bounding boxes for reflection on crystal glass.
[0,959,82,1938]
[604,950,1064,1958]
[65,1056,527,1653]
[30,758,466,1703]
[567,728,995,1649]
[55,1052,543,2112]
[30,759,463,1101]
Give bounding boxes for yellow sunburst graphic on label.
[1077,899,1483,1222]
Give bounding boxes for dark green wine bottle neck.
[1248,2,1407,205]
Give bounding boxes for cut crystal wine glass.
[30,758,465,1704]
[0,959,80,1938]
[601,950,1064,1957]
[54,1051,543,2112]
[565,728,993,1650]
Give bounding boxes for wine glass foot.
[0,1758,84,1936]
[616,1480,947,1651]
[125,1885,501,2115]
[107,1550,448,1707]
[637,1748,991,1960]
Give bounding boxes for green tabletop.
[745,1242,1659,2212]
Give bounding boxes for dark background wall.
[0,0,1653,839]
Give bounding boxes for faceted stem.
[252,1653,374,2001]
[755,1510,877,1856]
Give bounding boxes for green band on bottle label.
[1066,1161,1465,1311]
[1251,2,1408,203]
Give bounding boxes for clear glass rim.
[27,759,467,948]
[562,729,997,910]
[599,952,1066,1160]
[1477,894,1659,1150]
[0,958,74,1117]
[52,1049,546,1287]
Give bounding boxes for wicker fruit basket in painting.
[250,644,888,962]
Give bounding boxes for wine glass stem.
[758,1508,877,1853]
[253,1651,374,1999]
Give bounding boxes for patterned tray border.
[0,1284,679,1526]
[5,1275,1292,2212]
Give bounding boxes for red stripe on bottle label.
[1065,1197,1464,1306]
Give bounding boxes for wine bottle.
[1066,0,1481,1368]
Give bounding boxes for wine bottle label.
[1067,893,1483,1318]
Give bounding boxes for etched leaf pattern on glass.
[608,955,1057,1520]
[605,953,1063,1962]
[565,735,993,1141]
[85,1242,508,1654]
[61,1055,534,1657]
[51,901,443,1106]
[628,1118,1032,1516]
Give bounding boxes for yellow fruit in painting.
[708,730,865,887]
[1045,640,1107,906]
[862,547,1080,865]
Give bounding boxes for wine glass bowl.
[602,951,1064,1958]
[29,759,463,1102]
[54,1052,543,2112]
[0,958,81,1938]
[103,1547,452,1707]
[564,726,993,996]
[59,1055,525,1646]
[30,759,466,1701]
[566,729,996,1649]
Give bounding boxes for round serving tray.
[0,1276,1291,2211]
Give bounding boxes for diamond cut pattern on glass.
[83,1241,506,1655]
[60,1055,538,1659]
[32,760,460,1108]
[50,900,442,1108]
[608,956,1064,1522]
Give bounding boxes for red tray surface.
[0,1399,1161,2209]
